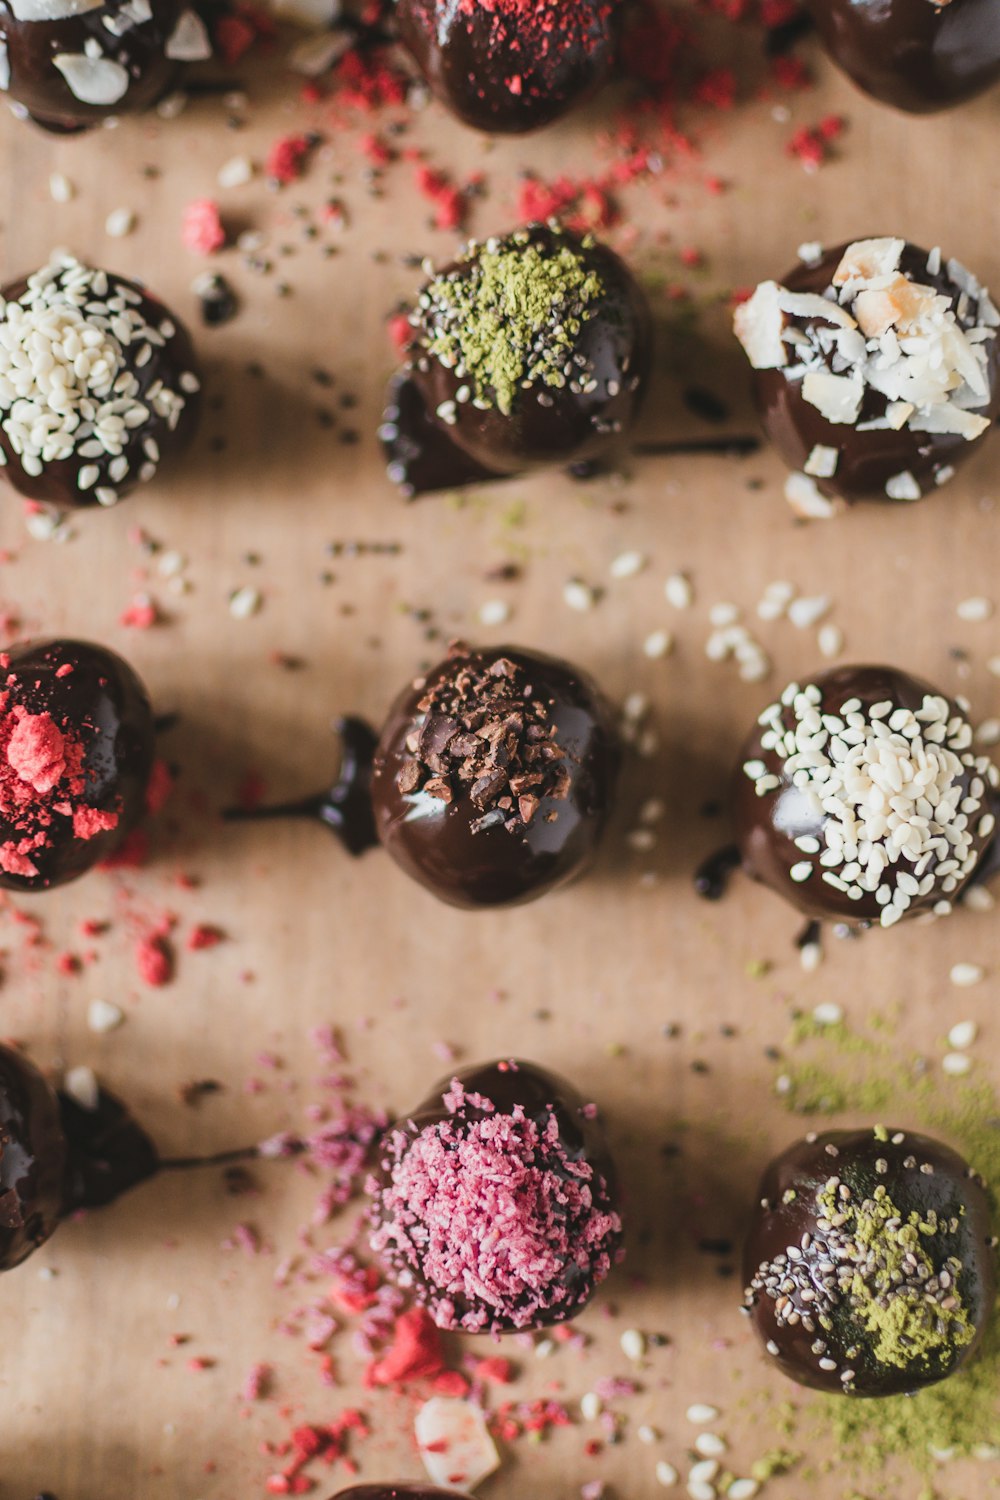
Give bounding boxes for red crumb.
[187,923,225,951]
[387,312,411,355]
[364,1307,445,1389]
[136,932,173,987]
[99,828,149,870]
[119,594,159,629]
[145,759,174,816]
[413,166,466,231]
[266,134,314,185]
[182,199,226,255]
[72,806,119,841]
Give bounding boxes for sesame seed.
[580,1393,601,1422]
[943,1052,972,1077]
[950,963,984,987]
[478,599,510,627]
[694,1433,725,1457]
[644,629,673,659]
[563,579,597,612]
[709,602,740,628]
[656,1462,679,1488]
[665,572,693,609]
[727,1484,759,1500]
[534,1338,555,1359]
[49,173,75,203]
[689,1459,720,1487]
[788,595,830,630]
[229,585,262,620]
[218,155,254,189]
[88,999,124,1033]
[620,1327,646,1361]
[638,1426,658,1445]
[956,596,993,621]
[610,550,646,580]
[947,1020,978,1050]
[686,1404,719,1425]
[105,207,136,239]
[812,1002,843,1026]
[975,718,1000,747]
[64,1065,99,1111]
[686,1484,714,1500]
[789,862,813,883]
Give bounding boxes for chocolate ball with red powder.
[368,1059,623,1334]
[0,637,156,890]
[0,254,202,510]
[395,0,620,134]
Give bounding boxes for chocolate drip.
[58,1086,160,1215]
[380,373,504,500]
[223,716,379,856]
[694,843,740,901]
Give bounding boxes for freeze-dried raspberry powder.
[434,0,616,99]
[0,700,117,878]
[368,1079,621,1333]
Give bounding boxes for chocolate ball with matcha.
[381,224,651,498]
[743,1127,996,1396]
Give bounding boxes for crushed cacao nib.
[397,645,571,834]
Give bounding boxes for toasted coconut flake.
[784,472,841,520]
[885,470,922,501]
[804,444,839,478]
[777,289,857,328]
[910,405,991,439]
[10,0,101,16]
[802,370,864,425]
[53,47,130,105]
[733,282,786,369]
[415,1398,500,1491]
[165,8,212,59]
[0,40,8,91]
[833,238,905,287]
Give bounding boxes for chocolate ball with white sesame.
[369,642,621,908]
[382,224,651,498]
[743,1127,996,1396]
[0,1042,159,1272]
[0,638,156,890]
[395,0,620,134]
[805,0,1000,115]
[0,255,201,510]
[369,1059,623,1334]
[732,664,999,929]
[734,238,1000,513]
[0,0,210,134]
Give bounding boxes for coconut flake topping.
[745,679,999,928]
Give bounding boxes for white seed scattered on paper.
[665,572,693,609]
[564,579,597,612]
[478,599,510,627]
[948,1020,978,1050]
[950,963,984,987]
[610,550,646,580]
[105,207,136,238]
[88,999,124,1034]
[956,596,993,622]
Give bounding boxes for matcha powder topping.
[416,229,605,416]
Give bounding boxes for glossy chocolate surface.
[751,242,1000,505]
[732,664,996,925]
[0,0,183,131]
[395,0,619,134]
[806,0,1000,114]
[0,268,201,509]
[370,644,621,908]
[0,638,155,892]
[0,1044,66,1271]
[743,1128,996,1395]
[59,1081,160,1214]
[373,1059,621,1331]
[332,1490,472,1500]
[385,226,651,497]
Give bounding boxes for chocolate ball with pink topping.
[368,1059,623,1334]
[0,638,155,890]
[395,0,620,135]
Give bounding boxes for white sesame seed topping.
[948,1020,978,1050]
[685,1404,719,1425]
[105,207,136,239]
[656,1462,679,1489]
[817,623,844,659]
[812,1002,843,1026]
[950,963,984,987]
[943,1052,972,1077]
[49,172,75,203]
[694,1433,725,1458]
[610,550,646,580]
[643,629,673,659]
[665,572,693,609]
[563,579,597,612]
[580,1392,601,1422]
[229,585,262,620]
[620,1327,646,1361]
[727,1484,759,1500]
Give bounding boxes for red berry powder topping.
[0,695,117,878]
[441,0,617,99]
[368,1077,621,1333]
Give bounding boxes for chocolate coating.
[806,0,1000,114]
[0,0,187,132]
[0,1044,66,1271]
[370,644,621,908]
[743,1128,996,1395]
[0,638,156,892]
[733,664,997,926]
[383,225,650,497]
[371,1059,622,1332]
[332,1490,471,1500]
[0,259,201,509]
[395,0,619,134]
[750,242,1000,506]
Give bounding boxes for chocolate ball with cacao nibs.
[382,224,651,498]
[0,0,208,134]
[395,0,620,135]
[805,0,1000,115]
[0,638,156,892]
[732,664,1000,929]
[370,642,621,908]
[0,255,201,510]
[743,1127,996,1396]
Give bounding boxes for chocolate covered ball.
[382,224,651,498]
[332,1490,471,1500]
[0,1041,158,1272]
[0,254,201,509]
[395,0,620,134]
[0,0,210,133]
[805,0,1000,115]
[0,637,156,890]
[369,1059,623,1333]
[734,237,1000,511]
[370,642,621,908]
[0,1043,66,1270]
[743,1127,996,1396]
[733,664,999,928]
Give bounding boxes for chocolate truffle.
[370,642,621,908]
[0,1043,158,1273]
[805,0,1000,115]
[381,224,651,498]
[395,0,619,134]
[0,637,156,890]
[0,254,201,509]
[743,1127,996,1396]
[0,0,210,133]
[332,1490,470,1500]
[733,664,999,928]
[368,1059,623,1333]
[734,238,999,512]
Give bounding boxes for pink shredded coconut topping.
[368,1079,621,1333]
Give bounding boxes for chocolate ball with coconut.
[734,238,1000,516]
[395,0,620,135]
[0,0,210,133]
[368,1059,623,1334]
[381,224,651,498]
[804,0,1000,116]
[0,255,201,510]
[369,642,621,908]
[732,664,999,929]
[743,1127,996,1396]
